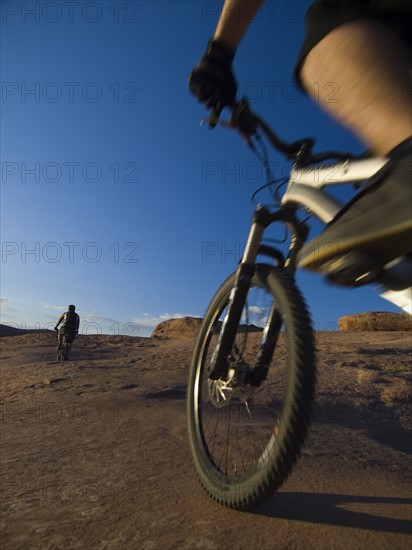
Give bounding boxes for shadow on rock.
[254,492,412,534]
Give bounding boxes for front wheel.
[57,337,70,361]
[187,264,316,509]
[57,341,64,361]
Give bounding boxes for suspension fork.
[208,205,308,381]
[251,214,308,385]
[208,208,267,379]
[208,206,273,380]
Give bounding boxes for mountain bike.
[186,99,412,510]
[57,331,73,361]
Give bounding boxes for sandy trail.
[1,331,411,549]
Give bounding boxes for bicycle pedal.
[321,251,382,287]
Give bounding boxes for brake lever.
[230,99,259,140]
[199,99,259,140]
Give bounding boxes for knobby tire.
[187,264,316,509]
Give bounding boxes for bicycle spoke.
[196,283,286,478]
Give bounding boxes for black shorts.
[295,0,412,89]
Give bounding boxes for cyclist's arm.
[213,0,266,50]
[76,315,80,333]
[54,313,65,330]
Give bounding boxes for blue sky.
[1,0,401,337]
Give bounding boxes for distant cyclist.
[54,305,80,349]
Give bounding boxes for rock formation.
[338,312,411,331]
[151,317,203,339]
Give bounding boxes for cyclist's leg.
[66,331,75,358]
[299,19,411,156]
[295,3,412,272]
[295,2,411,153]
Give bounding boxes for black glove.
[54,327,58,331]
[189,39,237,117]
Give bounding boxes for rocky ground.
[0,323,411,549]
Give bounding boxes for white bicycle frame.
[280,156,412,314]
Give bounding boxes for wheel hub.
[208,362,251,408]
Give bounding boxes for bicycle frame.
[283,157,389,223]
[190,99,411,509]
[283,157,412,313]
[209,205,307,380]
[209,147,411,381]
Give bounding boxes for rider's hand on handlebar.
[188,39,237,124]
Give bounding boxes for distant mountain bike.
[57,332,73,361]
[186,99,411,510]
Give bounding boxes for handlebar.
[206,99,357,166]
